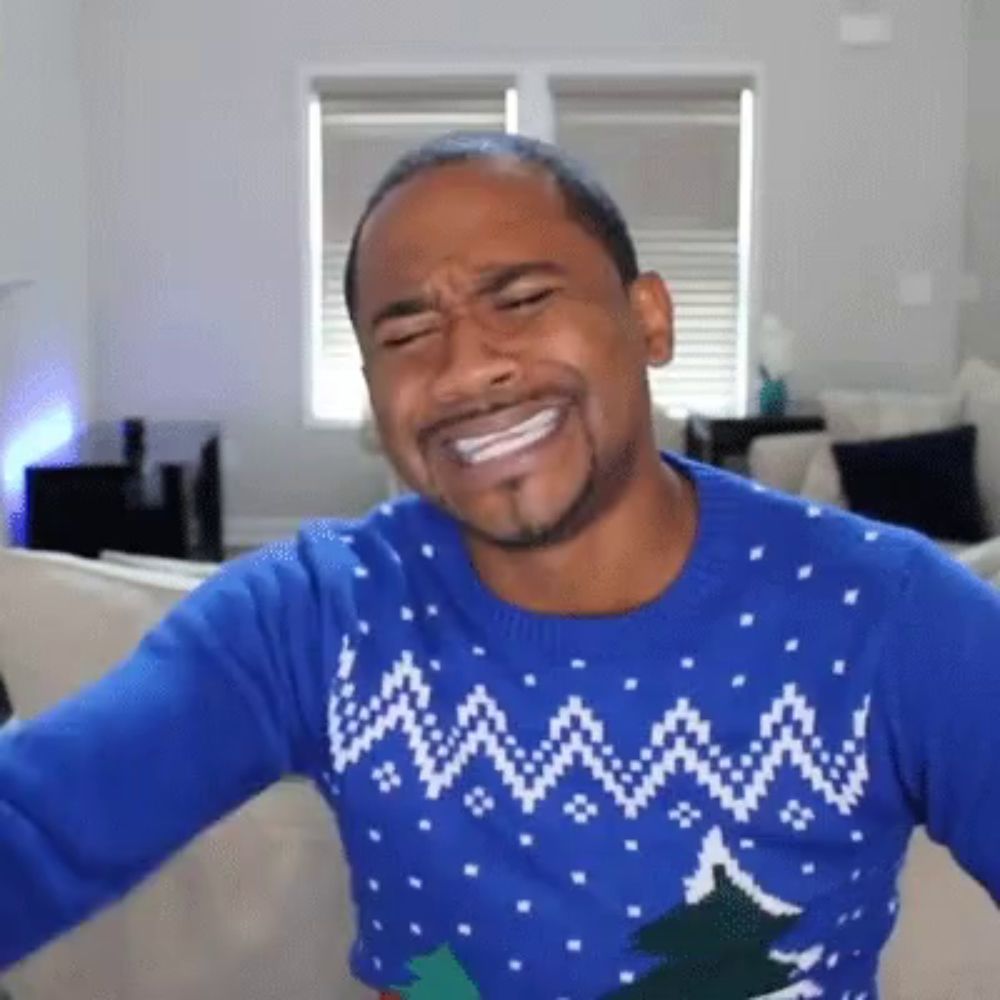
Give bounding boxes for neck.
[464,449,698,616]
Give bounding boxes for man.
[2,131,999,999]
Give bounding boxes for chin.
[452,466,600,551]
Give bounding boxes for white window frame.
[298,62,765,428]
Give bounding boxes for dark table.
[685,412,826,468]
[24,420,223,560]
[0,675,10,724]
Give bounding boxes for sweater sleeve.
[878,534,1000,900]
[0,531,343,968]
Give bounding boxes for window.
[554,83,753,417]
[307,73,754,424]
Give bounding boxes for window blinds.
[554,88,745,416]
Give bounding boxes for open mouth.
[448,406,564,466]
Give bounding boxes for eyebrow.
[368,261,567,333]
[474,260,568,296]
[369,295,434,333]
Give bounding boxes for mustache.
[417,390,574,446]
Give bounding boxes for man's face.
[354,159,672,548]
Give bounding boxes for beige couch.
[748,358,1000,587]
[2,546,1000,999]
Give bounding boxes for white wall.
[0,0,92,544]
[961,0,1000,365]
[82,0,969,534]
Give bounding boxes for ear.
[628,272,674,368]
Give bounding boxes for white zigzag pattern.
[326,639,871,821]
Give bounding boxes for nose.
[430,314,520,404]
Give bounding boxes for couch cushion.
[958,358,1000,535]
[800,441,847,507]
[820,388,961,442]
[955,535,1000,583]
[98,548,223,580]
[0,547,365,1000]
[0,547,200,717]
[746,431,830,494]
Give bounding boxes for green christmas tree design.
[603,828,821,1000]
[392,944,481,1000]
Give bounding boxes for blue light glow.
[2,403,76,498]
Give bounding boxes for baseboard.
[225,516,308,550]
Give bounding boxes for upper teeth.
[453,407,560,463]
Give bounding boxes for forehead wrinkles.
[424,259,477,303]
[368,224,551,306]
[365,248,506,315]
[360,220,517,303]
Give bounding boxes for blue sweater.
[3,455,1000,998]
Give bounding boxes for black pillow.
[832,424,988,542]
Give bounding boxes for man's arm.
[0,535,336,967]
[878,534,1000,899]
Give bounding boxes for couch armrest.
[747,431,829,494]
[6,780,367,1000]
[879,829,1000,999]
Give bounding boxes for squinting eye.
[381,325,439,349]
[497,289,555,312]
[383,334,418,349]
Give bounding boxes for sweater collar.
[415,453,740,657]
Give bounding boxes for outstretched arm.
[0,535,336,968]
[879,535,1000,901]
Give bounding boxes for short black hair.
[342,130,640,327]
